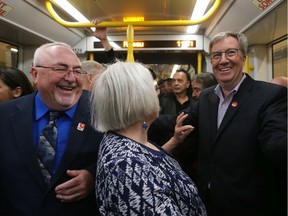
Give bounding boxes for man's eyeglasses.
[35,65,84,77]
[209,48,241,61]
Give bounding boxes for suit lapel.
[51,92,90,185]
[11,93,46,189]
[203,91,220,153]
[209,92,219,139]
[215,74,254,140]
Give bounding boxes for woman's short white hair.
[90,61,160,132]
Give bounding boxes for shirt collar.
[214,73,246,96]
[34,91,78,120]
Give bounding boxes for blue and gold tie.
[37,111,61,186]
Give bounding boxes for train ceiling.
[0,0,286,47]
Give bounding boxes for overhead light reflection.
[186,0,210,33]
[52,0,95,31]
[52,0,124,48]
[10,48,18,53]
[170,65,179,78]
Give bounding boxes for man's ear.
[87,73,93,84]
[30,68,38,88]
[30,67,37,79]
[242,54,246,65]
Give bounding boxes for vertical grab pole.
[126,24,135,62]
[245,55,249,74]
[197,52,202,73]
[89,52,94,60]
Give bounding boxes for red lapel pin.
[231,101,238,107]
[77,123,85,131]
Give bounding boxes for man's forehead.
[173,72,187,79]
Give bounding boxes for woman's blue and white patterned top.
[96,131,207,216]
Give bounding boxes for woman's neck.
[116,122,160,151]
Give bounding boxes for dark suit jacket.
[152,74,287,216]
[0,90,103,216]
[196,74,287,216]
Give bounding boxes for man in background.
[81,60,105,91]
[191,72,217,100]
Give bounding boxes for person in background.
[81,60,105,91]
[162,31,287,216]
[162,77,173,94]
[160,69,192,115]
[89,19,158,83]
[82,21,116,92]
[270,76,288,88]
[149,72,217,180]
[0,66,34,103]
[90,61,206,215]
[150,69,192,145]
[149,69,195,179]
[0,42,103,215]
[156,78,165,96]
[191,72,217,100]
[157,78,173,97]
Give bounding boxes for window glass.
[272,39,287,78]
[0,41,18,67]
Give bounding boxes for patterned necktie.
[37,111,61,186]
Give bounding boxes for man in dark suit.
[0,42,103,216]
[162,32,287,216]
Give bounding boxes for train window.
[272,38,287,78]
[0,41,18,67]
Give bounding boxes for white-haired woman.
[90,61,206,215]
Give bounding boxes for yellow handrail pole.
[45,0,221,28]
[197,52,202,73]
[89,52,94,61]
[244,56,255,74]
[245,55,249,74]
[45,0,221,63]
[126,24,135,62]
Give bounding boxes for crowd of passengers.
[0,22,286,216]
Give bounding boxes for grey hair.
[81,60,105,75]
[33,42,73,66]
[193,72,218,88]
[209,31,248,55]
[90,61,160,132]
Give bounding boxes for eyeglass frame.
[35,65,84,77]
[209,48,241,61]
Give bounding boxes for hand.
[173,112,194,143]
[55,169,94,202]
[162,112,194,153]
[87,19,108,41]
[87,18,112,51]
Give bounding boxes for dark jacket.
[150,93,197,180]
[153,74,287,216]
[0,90,103,216]
[196,74,287,216]
[159,92,193,115]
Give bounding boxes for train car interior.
[0,0,286,81]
